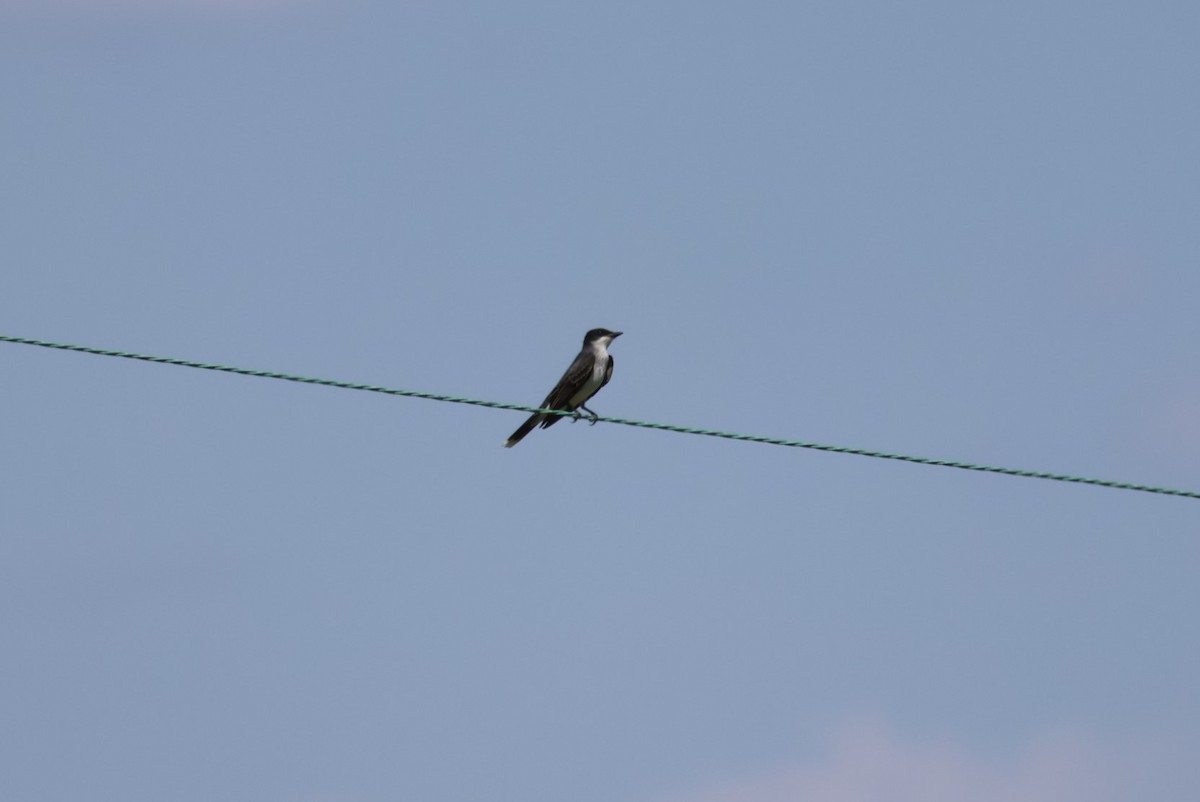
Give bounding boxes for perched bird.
[504,328,622,448]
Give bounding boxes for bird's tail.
[503,413,543,448]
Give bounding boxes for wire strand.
[3,333,1196,500]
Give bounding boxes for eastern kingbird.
[504,328,623,448]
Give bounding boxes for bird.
[504,328,623,448]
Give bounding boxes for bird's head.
[584,328,622,347]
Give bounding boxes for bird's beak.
[611,331,623,338]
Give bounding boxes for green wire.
[3,333,1197,500]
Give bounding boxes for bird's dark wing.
[539,350,595,429]
[600,354,613,390]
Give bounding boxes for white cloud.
[660,719,1199,802]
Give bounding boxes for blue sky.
[2,2,1198,801]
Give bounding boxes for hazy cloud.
[660,719,1199,802]
[1134,386,1200,471]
